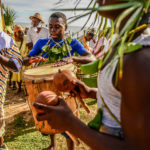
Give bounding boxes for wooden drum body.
[23,63,79,134]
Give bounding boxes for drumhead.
[23,63,76,81]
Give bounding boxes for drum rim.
[23,63,77,82]
[23,63,76,78]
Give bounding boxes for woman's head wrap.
[14,25,23,33]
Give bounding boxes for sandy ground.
[5,87,27,105]
[5,86,27,105]
[4,86,30,124]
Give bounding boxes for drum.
[23,63,79,134]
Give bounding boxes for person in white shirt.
[26,13,49,50]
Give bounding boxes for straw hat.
[29,13,44,23]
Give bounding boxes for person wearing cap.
[0,30,22,150]
[26,13,49,50]
[11,25,30,93]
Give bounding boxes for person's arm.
[26,43,33,50]
[73,79,97,99]
[33,48,150,150]
[28,39,43,57]
[71,39,96,64]
[0,55,20,72]
[23,39,43,65]
[33,99,127,150]
[72,51,96,64]
[4,45,22,72]
[26,29,33,50]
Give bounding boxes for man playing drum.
[33,0,150,150]
[24,12,95,150]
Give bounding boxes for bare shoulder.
[123,47,150,78]
[121,47,150,94]
[120,47,150,149]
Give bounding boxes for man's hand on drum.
[23,56,48,66]
[29,56,48,63]
[33,97,74,131]
[71,52,96,64]
[71,56,94,64]
[73,79,97,100]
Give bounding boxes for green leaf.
[51,47,57,53]
[51,47,61,54]
[51,1,141,12]
[62,43,67,52]
[115,4,140,34]
[68,45,72,51]
[2,4,16,26]
[66,37,72,44]
[42,45,50,52]
[124,42,142,54]
[80,60,100,75]
[49,56,56,63]
[119,5,143,37]
[82,75,97,88]
[88,108,102,131]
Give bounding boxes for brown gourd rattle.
[35,91,58,114]
[54,69,90,114]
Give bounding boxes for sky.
[2,0,99,27]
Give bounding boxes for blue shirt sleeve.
[70,38,87,56]
[29,39,43,56]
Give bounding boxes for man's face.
[31,17,41,27]
[49,17,66,40]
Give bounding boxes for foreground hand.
[29,56,48,63]
[72,79,90,99]
[33,97,74,131]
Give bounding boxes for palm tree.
[2,3,16,28]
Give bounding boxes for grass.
[4,99,97,150]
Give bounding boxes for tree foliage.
[2,3,16,26]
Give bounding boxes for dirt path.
[4,87,30,124]
[5,86,27,105]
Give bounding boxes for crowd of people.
[0,0,150,150]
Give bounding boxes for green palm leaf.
[55,0,150,80]
[2,3,16,26]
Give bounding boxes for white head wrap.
[0,30,14,50]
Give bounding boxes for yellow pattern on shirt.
[12,36,31,82]
[0,45,22,105]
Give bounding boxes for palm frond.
[2,3,16,26]
[54,0,150,79]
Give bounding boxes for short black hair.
[49,12,67,24]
